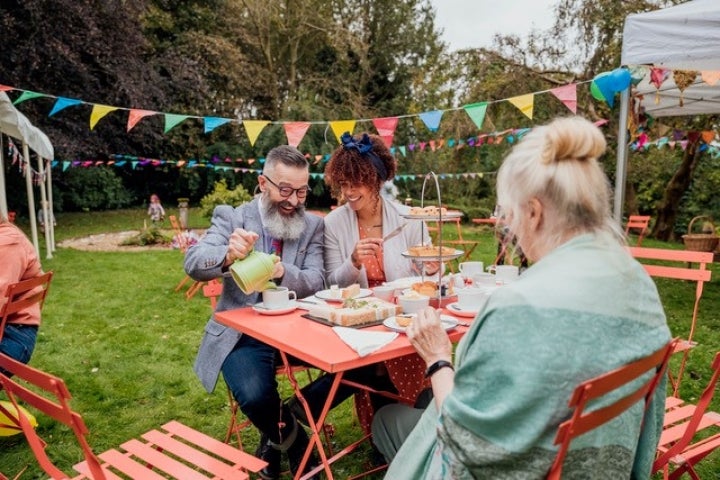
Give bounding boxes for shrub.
[199,180,252,219]
[59,167,134,211]
[121,225,171,246]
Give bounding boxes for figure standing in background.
[147,194,165,223]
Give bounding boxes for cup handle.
[288,291,297,301]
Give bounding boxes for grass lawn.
[2,208,720,479]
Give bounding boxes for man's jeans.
[0,324,38,376]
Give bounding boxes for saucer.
[315,288,373,302]
[252,301,298,315]
[383,315,458,333]
[446,302,480,318]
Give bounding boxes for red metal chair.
[625,215,651,246]
[547,339,676,480]
[0,352,266,480]
[628,247,713,395]
[653,351,720,480]
[169,214,204,300]
[0,272,53,344]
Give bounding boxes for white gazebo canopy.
[614,0,720,220]
[0,91,56,257]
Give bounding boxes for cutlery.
[457,321,471,327]
[297,298,324,305]
[382,223,408,243]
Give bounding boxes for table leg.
[280,351,341,480]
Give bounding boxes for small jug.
[229,250,279,294]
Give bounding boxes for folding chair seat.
[653,351,720,480]
[0,353,266,479]
[628,247,713,395]
[624,215,651,246]
[547,339,676,479]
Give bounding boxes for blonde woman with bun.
[372,117,671,479]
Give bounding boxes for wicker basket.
[682,216,719,252]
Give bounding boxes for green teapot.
[229,250,279,294]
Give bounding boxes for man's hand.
[224,228,259,266]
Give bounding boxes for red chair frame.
[0,353,266,479]
[0,272,53,343]
[653,351,720,480]
[548,339,676,479]
[628,247,713,395]
[625,215,651,246]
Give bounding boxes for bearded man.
[186,145,324,479]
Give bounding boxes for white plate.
[400,211,463,221]
[401,249,464,261]
[315,288,373,302]
[383,314,458,333]
[252,301,298,315]
[383,276,424,290]
[446,302,479,318]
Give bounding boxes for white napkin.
[332,326,398,357]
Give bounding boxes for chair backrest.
[169,215,190,253]
[202,279,223,309]
[652,351,720,473]
[0,353,107,480]
[625,215,651,245]
[628,247,713,392]
[547,339,676,480]
[0,272,53,343]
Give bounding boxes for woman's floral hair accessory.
[340,132,388,181]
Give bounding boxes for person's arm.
[184,205,241,281]
[407,307,454,409]
[324,213,363,287]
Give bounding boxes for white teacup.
[372,285,396,302]
[262,287,297,309]
[456,287,491,310]
[488,265,520,284]
[458,261,484,278]
[398,294,430,314]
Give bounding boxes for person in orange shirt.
[0,212,44,373]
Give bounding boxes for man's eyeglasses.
[263,175,309,199]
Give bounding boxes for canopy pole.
[614,87,631,225]
[46,158,55,252]
[37,154,52,259]
[23,142,39,255]
[0,135,7,219]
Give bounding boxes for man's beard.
[261,193,306,240]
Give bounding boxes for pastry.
[407,245,456,257]
[411,281,437,297]
[395,314,414,327]
[327,283,361,300]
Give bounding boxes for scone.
[395,314,414,327]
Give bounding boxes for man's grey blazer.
[185,200,325,393]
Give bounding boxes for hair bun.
[541,117,606,165]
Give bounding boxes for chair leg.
[185,280,205,300]
[174,275,191,292]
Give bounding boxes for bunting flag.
[127,109,157,132]
[0,85,13,92]
[164,114,190,133]
[649,67,671,104]
[329,120,356,143]
[463,102,488,129]
[243,120,270,147]
[508,94,534,119]
[372,116,399,147]
[204,116,232,134]
[550,84,577,113]
[418,110,443,132]
[90,104,119,130]
[13,91,46,105]
[284,122,311,147]
[701,71,720,86]
[49,97,83,117]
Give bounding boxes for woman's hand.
[225,228,259,266]
[407,307,453,366]
[350,238,382,269]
